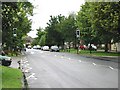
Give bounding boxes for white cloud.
[28,0,85,38]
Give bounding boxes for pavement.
[10,51,26,69]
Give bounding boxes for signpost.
[76,29,80,54]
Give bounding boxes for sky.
[27,0,85,38]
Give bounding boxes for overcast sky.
[27,0,85,38]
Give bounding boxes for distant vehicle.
[33,45,41,49]
[27,45,32,49]
[33,46,37,49]
[36,45,41,49]
[42,46,49,51]
[79,45,87,50]
[50,46,59,52]
[88,44,97,51]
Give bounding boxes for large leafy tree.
[2,2,33,52]
[76,2,100,53]
[45,15,64,46]
[91,2,120,52]
[76,2,120,52]
[60,13,77,49]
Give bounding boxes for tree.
[45,15,64,46]
[2,2,34,52]
[76,2,120,52]
[60,13,77,50]
[76,2,99,53]
[90,2,120,52]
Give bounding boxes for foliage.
[2,2,34,52]
[76,2,120,52]
[44,14,77,48]
[45,15,64,46]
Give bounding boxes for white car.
[36,45,41,49]
[33,46,37,49]
[42,46,49,51]
[88,44,97,51]
[50,46,59,52]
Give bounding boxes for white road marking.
[23,61,28,63]
[26,73,37,80]
[79,60,82,62]
[26,64,29,66]
[31,52,35,54]
[109,66,114,70]
[55,55,57,57]
[93,63,96,66]
[68,58,71,60]
[61,56,64,58]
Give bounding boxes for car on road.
[0,55,12,66]
[36,45,41,49]
[33,46,37,49]
[50,46,59,52]
[42,46,49,51]
[88,44,97,51]
[79,45,87,50]
[27,45,32,49]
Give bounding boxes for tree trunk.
[105,43,108,52]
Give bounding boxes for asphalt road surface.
[21,49,118,88]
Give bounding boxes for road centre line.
[79,60,82,62]
[93,63,96,66]
[109,66,114,70]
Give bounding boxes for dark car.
[0,55,12,66]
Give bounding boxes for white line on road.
[68,58,71,60]
[26,73,35,79]
[23,61,28,63]
[79,60,82,62]
[109,66,114,70]
[61,56,64,58]
[93,63,96,66]
[26,73,37,80]
[31,52,35,54]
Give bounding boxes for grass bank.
[61,48,120,56]
[0,66,23,89]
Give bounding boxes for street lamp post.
[13,28,17,51]
[76,29,80,54]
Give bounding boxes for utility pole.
[13,28,17,51]
[76,29,80,54]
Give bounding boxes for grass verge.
[0,66,23,89]
[61,48,120,56]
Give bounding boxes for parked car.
[88,44,97,51]
[36,45,41,49]
[0,55,12,66]
[27,45,32,49]
[42,46,49,51]
[79,45,87,50]
[33,46,37,49]
[50,46,59,52]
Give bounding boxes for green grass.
[0,66,23,89]
[61,48,120,56]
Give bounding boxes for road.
[21,49,118,88]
